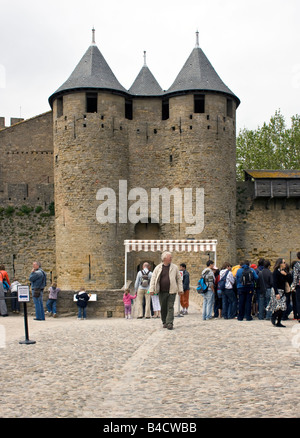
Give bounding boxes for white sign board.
[73,293,97,302]
[18,285,30,302]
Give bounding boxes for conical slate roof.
[49,44,127,106]
[129,62,163,96]
[166,46,240,106]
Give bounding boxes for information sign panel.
[18,285,30,302]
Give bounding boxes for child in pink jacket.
[123,289,137,319]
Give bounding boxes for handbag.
[274,288,287,312]
[34,288,41,298]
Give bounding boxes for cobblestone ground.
[0,299,299,418]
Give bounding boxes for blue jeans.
[222,289,237,319]
[33,290,45,320]
[202,290,214,320]
[46,299,57,314]
[257,289,266,320]
[265,288,272,320]
[11,292,20,312]
[77,306,87,319]
[237,287,253,321]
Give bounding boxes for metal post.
[124,246,127,286]
[19,302,36,345]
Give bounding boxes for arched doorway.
[133,221,160,280]
[134,221,160,240]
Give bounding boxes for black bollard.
[18,287,36,345]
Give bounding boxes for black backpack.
[241,267,254,286]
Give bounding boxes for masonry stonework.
[236,181,299,266]
[0,36,298,317]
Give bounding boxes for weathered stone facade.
[0,112,54,207]
[0,111,55,288]
[53,92,130,290]
[0,36,298,315]
[51,89,238,290]
[236,180,300,267]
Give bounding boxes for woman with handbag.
[267,258,287,327]
[282,263,293,320]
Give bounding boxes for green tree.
[236,110,300,180]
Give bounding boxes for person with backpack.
[0,265,11,291]
[200,260,216,321]
[134,262,152,319]
[29,261,47,321]
[0,265,10,317]
[0,278,8,317]
[219,262,236,319]
[236,261,258,321]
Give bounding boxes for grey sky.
[0,0,299,132]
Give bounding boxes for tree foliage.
[236,110,300,180]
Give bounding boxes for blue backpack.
[197,275,208,294]
[218,270,229,292]
[2,280,10,291]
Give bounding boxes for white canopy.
[124,239,217,284]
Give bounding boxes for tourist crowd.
[130,252,300,329]
[0,251,299,330]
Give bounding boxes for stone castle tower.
[48,31,240,290]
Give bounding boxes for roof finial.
[92,27,96,45]
[195,29,199,48]
[143,50,147,66]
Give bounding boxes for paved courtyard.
[0,297,299,418]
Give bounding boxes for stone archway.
[134,221,160,240]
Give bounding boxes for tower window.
[125,99,133,120]
[86,93,98,113]
[227,98,233,118]
[162,99,169,120]
[57,97,63,118]
[194,94,205,113]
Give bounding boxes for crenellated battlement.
[0,117,24,130]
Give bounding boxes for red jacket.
[0,270,10,285]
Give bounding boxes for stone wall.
[126,91,237,285]
[53,92,130,291]
[9,289,124,319]
[1,88,239,293]
[0,208,56,285]
[2,93,299,316]
[236,181,300,266]
[0,112,54,207]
